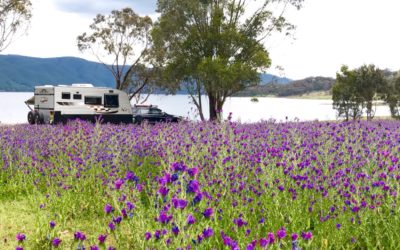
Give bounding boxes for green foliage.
[332,65,387,121]
[384,72,400,119]
[0,0,31,51]
[77,8,155,102]
[239,76,335,97]
[152,0,303,120]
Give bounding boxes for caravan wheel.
[34,112,44,124]
[27,111,35,125]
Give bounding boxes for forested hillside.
[238,76,336,97]
[0,55,290,92]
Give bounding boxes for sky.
[3,0,400,80]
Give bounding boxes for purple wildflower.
[125,171,138,182]
[52,238,62,247]
[114,178,124,190]
[301,231,313,240]
[186,180,199,193]
[158,186,170,197]
[203,227,213,238]
[154,230,161,240]
[277,227,287,239]
[192,192,203,205]
[246,244,255,250]
[104,204,113,214]
[172,226,180,236]
[50,221,56,228]
[98,234,107,244]
[158,211,173,224]
[74,231,86,241]
[126,201,135,210]
[171,161,186,172]
[145,232,152,240]
[113,216,122,224]
[187,167,199,177]
[259,238,268,247]
[121,208,127,218]
[187,214,196,225]
[202,207,213,218]
[172,198,188,209]
[16,233,26,242]
[108,222,115,231]
[233,217,247,228]
[267,232,275,244]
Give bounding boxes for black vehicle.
[132,105,182,124]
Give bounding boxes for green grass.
[284,91,332,99]
[0,199,36,250]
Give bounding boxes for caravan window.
[62,92,71,99]
[104,94,119,108]
[84,96,102,105]
[73,94,82,100]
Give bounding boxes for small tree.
[384,72,400,119]
[355,64,387,120]
[332,65,387,121]
[0,0,31,51]
[332,66,363,121]
[77,8,154,103]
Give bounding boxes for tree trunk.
[366,101,372,121]
[208,94,225,122]
[209,94,218,121]
[197,84,205,121]
[189,93,205,121]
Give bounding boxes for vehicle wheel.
[34,112,44,124]
[27,111,35,125]
[135,116,142,125]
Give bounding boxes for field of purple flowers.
[1,120,400,249]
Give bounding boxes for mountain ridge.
[0,54,292,92]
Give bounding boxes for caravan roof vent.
[71,83,94,87]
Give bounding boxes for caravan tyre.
[135,116,143,125]
[34,112,44,124]
[27,111,35,125]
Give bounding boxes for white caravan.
[25,84,133,124]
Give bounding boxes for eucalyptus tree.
[152,0,303,121]
[384,72,400,119]
[77,8,155,102]
[0,0,31,51]
[332,65,387,121]
[355,64,386,120]
[332,66,363,121]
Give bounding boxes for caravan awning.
[25,96,35,105]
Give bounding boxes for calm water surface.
[0,92,391,124]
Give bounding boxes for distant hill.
[0,55,116,91]
[260,73,291,85]
[238,76,336,97]
[0,54,291,92]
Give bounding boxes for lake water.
[0,92,392,124]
